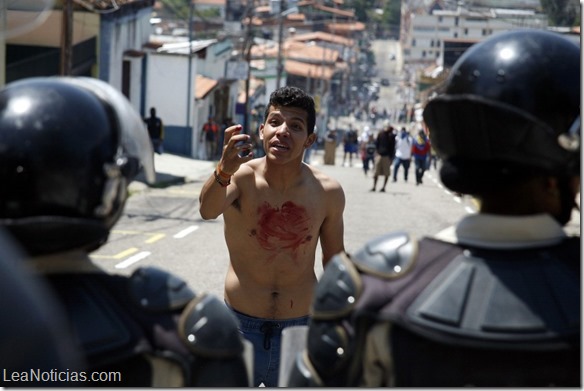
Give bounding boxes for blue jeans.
[151,138,163,154]
[393,157,411,181]
[414,156,427,184]
[228,305,309,387]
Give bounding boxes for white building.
[403,5,548,64]
[145,37,238,158]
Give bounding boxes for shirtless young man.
[199,86,345,387]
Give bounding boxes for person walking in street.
[342,125,359,166]
[0,77,251,387]
[198,86,346,387]
[371,123,396,192]
[360,133,376,177]
[287,29,580,387]
[200,116,219,160]
[411,129,431,185]
[144,107,164,154]
[392,127,412,182]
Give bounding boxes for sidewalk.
[130,153,216,192]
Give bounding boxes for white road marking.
[115,251,151,269]
[174,225,199,238]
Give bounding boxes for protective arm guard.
[287,232,416,387]
[129,267,250,386]
[178,294,251,387]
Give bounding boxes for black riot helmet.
[0,77,155,255]
[423,29,580,194]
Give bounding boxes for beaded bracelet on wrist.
[213,170,231,187]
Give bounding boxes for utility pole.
[60,0,73,75]
[275,0,285,89]
[242,2,254,134]
[0,1,6,87]
[186,0,193,128]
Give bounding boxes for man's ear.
[304,133,317,148]
[259,124,265,140]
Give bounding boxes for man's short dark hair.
[264,86,316,135]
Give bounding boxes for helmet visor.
[64,77,156,184]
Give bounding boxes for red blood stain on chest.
[255,201,312,255]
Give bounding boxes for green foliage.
[197,8,220,18]
[347,0,401,36]
[350,0,372,22]
[161,0,190,19]
[540,0,580,26]
[159,0,220,20]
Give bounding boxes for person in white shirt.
[392,127,412,182]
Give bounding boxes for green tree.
[350,0,376,23]
[540,0,580,26]
[160,0,190,20]
[349,0,401,37]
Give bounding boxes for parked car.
[381,78,390,86]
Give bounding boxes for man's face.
[260,105,315,161]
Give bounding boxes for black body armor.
[288,232,580,387]
[47,266,250,387]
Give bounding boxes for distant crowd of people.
[333,120,435,192]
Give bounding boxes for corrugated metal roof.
[327,21,366,33]
[290,31,354,46]
[287,44,339,64]
[251,40,340,64]
[151,38,217,55]
[285,59,334,80]
[73,0,152,11]
[195,74,218,100]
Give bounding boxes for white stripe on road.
[115,251,151,269]
[174,225,199,239]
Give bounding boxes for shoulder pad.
[128,266,196,311]
[179,294,244,358]
[407,250,580,346]
[312,252,362,320]
[351,231,417,279]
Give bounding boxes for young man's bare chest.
[226,179,326,260]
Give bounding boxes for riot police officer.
[0,227,86,387]
[0,77,251,387]
[287,29,580,387]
